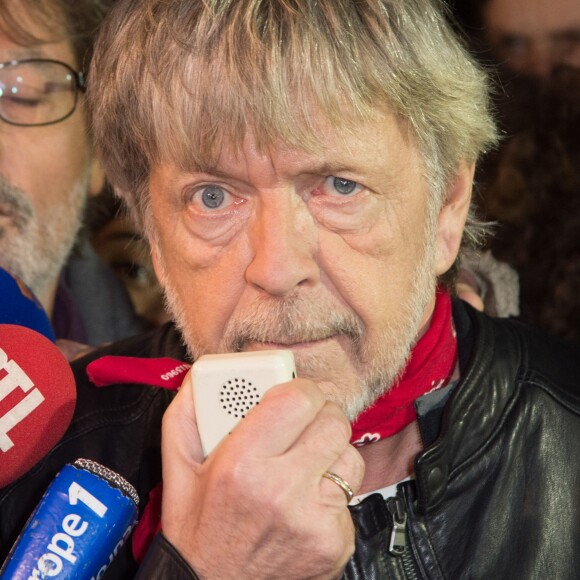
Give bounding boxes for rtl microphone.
[0,324,76,487]
[0,458,139,579]
[0,268,55,342]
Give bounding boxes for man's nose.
[245,193,320,296]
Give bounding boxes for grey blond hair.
[89,0,497,256]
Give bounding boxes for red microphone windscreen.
[0,324,76,487]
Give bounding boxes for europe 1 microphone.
[0,459,139,579]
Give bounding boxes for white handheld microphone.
[192,350,296,457]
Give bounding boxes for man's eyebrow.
[551,28,580,40]
[180,158,365,184]
[191,163,361,177]
[190,167,234,179]
[1,47,45,63]
[305,162,362,175]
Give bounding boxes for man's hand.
[161,371,365,579]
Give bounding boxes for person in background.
[0,0,146,356]
[87,186,171,329]
[451,0,580,79]
[480,67,580,342]
[447,0,580,339]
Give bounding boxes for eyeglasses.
[0,59,85,127]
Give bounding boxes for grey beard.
[0,178,34,234]
[0,172,88,298]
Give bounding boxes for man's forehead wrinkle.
[206,133,386,184]
[174,108,407,184]
[205,144,283,187]
[240,134,278,182]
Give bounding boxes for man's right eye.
[188,184,244,213]
[0,80,45,106]
[200,185,226,209]
[0,94,42,108]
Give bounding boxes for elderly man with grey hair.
[2,0,579,578]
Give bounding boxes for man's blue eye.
[333,177,357,195]
[201,185,225,209]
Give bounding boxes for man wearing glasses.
[0,0,144,351]
[0,6,169,576]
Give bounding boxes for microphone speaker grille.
[218,377,262,419]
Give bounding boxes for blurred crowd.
[448,0,580,343]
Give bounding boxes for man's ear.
[434,162,476,276]
[149,237,167,288]
[88,157,106,197]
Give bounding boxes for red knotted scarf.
[350,289,457,446]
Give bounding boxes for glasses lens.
[0,60,77,126]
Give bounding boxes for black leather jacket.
[2,301,580,578]
[342,301,580,579]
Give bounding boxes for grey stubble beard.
[0,171,89,301]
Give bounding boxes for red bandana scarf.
[350,289,457,446]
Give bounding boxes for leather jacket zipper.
[386,495,420,579]
[387,496,407,556]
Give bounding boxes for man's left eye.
[201,185,226,209]
[325,176,361,196]
[188,184,239,212]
